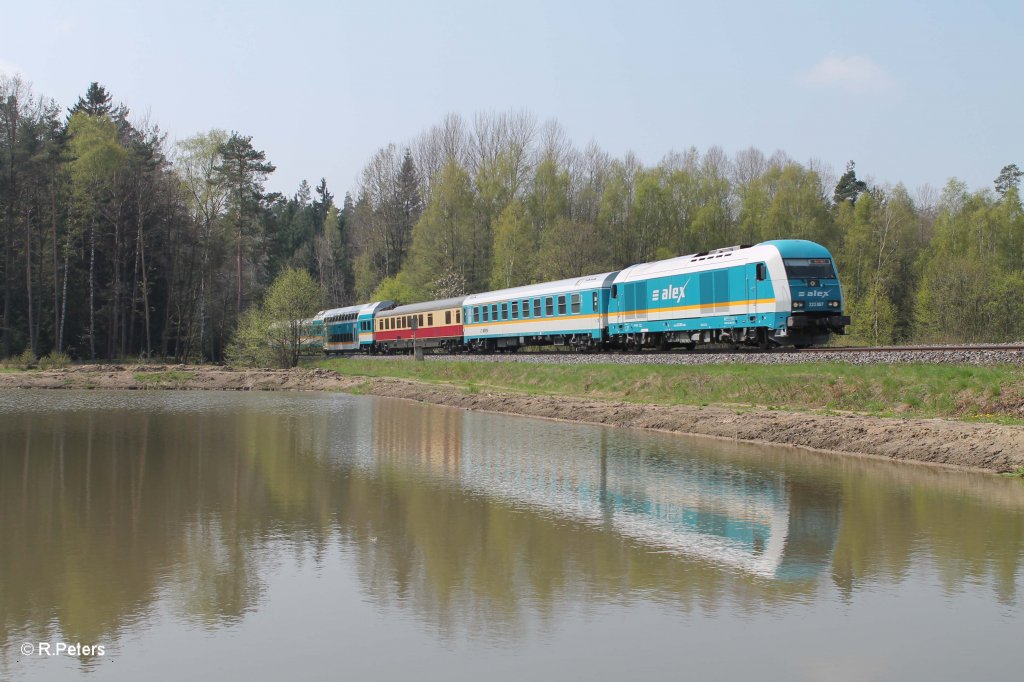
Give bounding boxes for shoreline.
[2,364,1023,474]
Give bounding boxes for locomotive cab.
[779,252,850,346]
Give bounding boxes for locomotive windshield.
[783,258,836,280]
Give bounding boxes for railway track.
[340,344,1024,366]
[795,344,1024,354]
[508,343,1024,356]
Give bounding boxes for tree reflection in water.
[0,390,1022,666]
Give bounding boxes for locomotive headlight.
[792,301,805,309]
[829,301,840,308]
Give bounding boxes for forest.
[1,76,1022,361]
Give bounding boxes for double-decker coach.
[462,273,617,351]
[374,297,465,353]
[298,317,324,355]
[321,300,394,355]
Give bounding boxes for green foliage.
[227,268,320,368]
[215,132,276,311]
[319,358,1024,425]
[846,282,897,344]
[490,201,533,288]
[370,273,419,305]
[994,164,1022,197]
[833,160,868,205]
[226,306,275,368]
[738,163,834,245]
[405,161,484,294]
[913,180,1024,342]
[4,81,1024,363]
[18,349,37,370]
[38,351,71,370]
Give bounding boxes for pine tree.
[68,82,113,118]
[994,164,1022,197]
[833,160,868,205]
[214,132,275,312]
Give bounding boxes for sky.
[2,0,1020,199]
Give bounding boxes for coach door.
[753,262,768,314]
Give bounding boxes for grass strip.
[316,358,1024,425]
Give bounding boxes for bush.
[226,268,321,368]
[18,348,36,369]
[39,351,71,370]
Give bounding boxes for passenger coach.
[463,273,617,351]
[373,297,465,353]
[319,300,394,354]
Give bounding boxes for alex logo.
[798,289,832,298]
[652,279,691,303]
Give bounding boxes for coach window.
[483,306,489,322]
[501,303,508,320]
[545,297,554,316]
[533,299,541,317]
[491,304,498,320]
[428,313,433,326]
[611,284,618,299]
[456,310,461,324]
[419,314,425,327]
[445,310,452,325]
[511,301,518,319]
[756,262,767,281]
[592,292,598,310]
[571,293,581,314]
[558,295,567,315]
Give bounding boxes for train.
[306,239,849,355]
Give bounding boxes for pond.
[1,390,1022,680]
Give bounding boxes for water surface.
[1,390,1022,681]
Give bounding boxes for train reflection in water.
[371,403,841,581]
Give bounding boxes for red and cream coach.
[372,296,465,353]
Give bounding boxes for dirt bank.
[2,364,1023,474]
